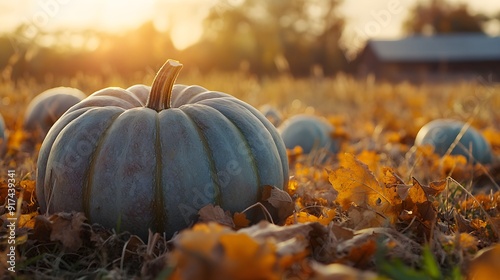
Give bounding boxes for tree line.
[0,0,497,81]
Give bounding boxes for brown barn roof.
[367,34,500,62]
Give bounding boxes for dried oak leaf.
[422,179,447,197]
[329,153,401,223]
[415,201,437,240]
[330,224,355,241]
[400,177,428,215]
[380,167,405,187]
[261,185,295,223]
[347,205,388,229]
[240,220,325,245]
[33,211,87,251]
[198,204,234,228]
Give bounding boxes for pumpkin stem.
[146,59,183,111]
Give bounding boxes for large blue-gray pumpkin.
[415,119,492,164]
[36,60,289,238]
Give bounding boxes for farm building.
[356,34,500,83]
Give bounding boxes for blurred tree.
[0,21,177,81]
[403,0,484,35]
[197,0,347,76]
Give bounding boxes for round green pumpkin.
[278,114,339,154]
[415,119,492,164]
[23,87,86,142]
[36,60,289,238]
[259,105,282,127]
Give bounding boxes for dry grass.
[1,69,500,279]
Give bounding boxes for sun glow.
[4,0,211,50]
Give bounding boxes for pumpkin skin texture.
[259,105,282,127]
[415,119,492,164]
[278,115,338,154]
[36,60,288,239]
[23,87,86,142]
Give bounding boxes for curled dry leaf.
[198,204,235,228]
[422,179,447,197]
[261,185,295,223]
[347,206,388,229]
[240,220,326,245]
[33,211,87,251]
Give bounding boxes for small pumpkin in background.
[36,59,289,239]
[23,87,86,142]
[278,114,339,154]
[415,119,493,164]
[259,104,282,127]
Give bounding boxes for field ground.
[1,71,500,279]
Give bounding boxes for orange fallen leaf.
[233,212,250,229]
[218,233,278,280]
[329,153,401,223]
[285,209,335,226]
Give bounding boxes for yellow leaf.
[286,212,319,225]
[329,153,401,222]
[285,209,336,226]
[318,209,336,226]
[356,150,380,175]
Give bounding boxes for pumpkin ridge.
[215,107,261,188]
[179,108,222,207]
[92,87,144,107]
[152,113,167,233]
[228,99,289,188]
[198,98,286,188]
[82,110,124,220]
[220,114,263,207]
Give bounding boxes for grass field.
[1,69,500,279]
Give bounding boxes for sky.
[1,0,500,51]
